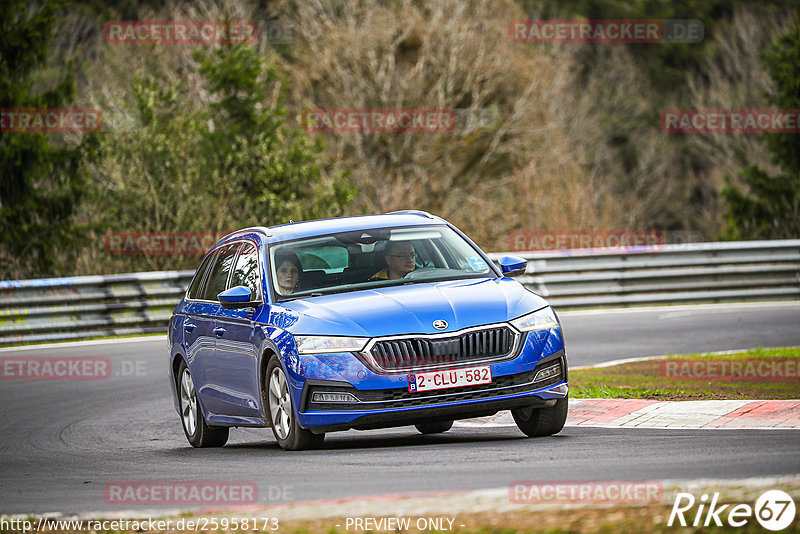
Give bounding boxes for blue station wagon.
[168,212,568,450]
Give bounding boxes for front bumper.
[306,382,567,433]
[297,348,568,432]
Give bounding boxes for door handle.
[214,327,226,337]
[184,323,196,333]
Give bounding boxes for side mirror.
[497,255,528,277]
[218,286,261,309]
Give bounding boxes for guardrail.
[0,271,194,346]
[1,240,798,346]
[489,239,800,308]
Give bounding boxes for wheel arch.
[169,352,187,414]
[259,347,278,422]
[172,352,185,386]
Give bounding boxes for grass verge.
[570,346,800,400]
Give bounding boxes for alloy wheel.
[268,367,292,440]
[180,368,198,436]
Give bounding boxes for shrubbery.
[1,0,797,278]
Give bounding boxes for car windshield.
[269,225,496,300]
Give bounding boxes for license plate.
[408,365,492,393]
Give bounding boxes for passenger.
[275,253,301,294]
[371,241,417,280]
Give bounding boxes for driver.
[371,241,417,280]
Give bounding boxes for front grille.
[367,326,518,372]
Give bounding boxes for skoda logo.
[433,320,448,330]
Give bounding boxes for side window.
[201,244,237,301]
[187,254,215,300]
[229,242,260,300]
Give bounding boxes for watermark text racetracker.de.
[0,357,146,380]
[299,108,456,133]
[104,20,258,44]
[662,358,800,383]
[509,230,664,253]
[510,480,663,504]
[104,481,274,505]
[510,19,703,43]
[1,516,279,533]
[661,109,800,133]
[103,231,228,256]
[1,109,102,132]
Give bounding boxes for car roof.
[216,211,446,247]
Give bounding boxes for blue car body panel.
[168,213,568,433]
[279,278,547,337]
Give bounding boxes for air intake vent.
[367,326,518,372]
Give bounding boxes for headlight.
[509,306,559,332]
[294,336,369,354]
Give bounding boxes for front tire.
[265,356,325,451]
[415,420,454,434]
[178,360,229,447]
[512,397,568,437]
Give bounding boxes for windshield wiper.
[279,293,319,301]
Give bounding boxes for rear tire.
[265,355,325,451]
[512,397,568,437]
[415,420,454,434]
[178,360,229,447]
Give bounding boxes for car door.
[190,243,237,417]
[212,240,265,419]
[181,250,217,400]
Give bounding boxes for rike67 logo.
[669,490,796,531]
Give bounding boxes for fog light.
[311,391,360,403]
[533,362,561,383]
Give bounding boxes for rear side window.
[201,244,237,301]
[229,241,260,300]
[187,254,215,300]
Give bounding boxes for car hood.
[274,277,548,337]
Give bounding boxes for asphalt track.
[560,301,800,367]
[1,301,799,514]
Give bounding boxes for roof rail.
[227,226,273,237]
[386,210,436,219]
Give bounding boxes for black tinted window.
[229,241,260,299]
[201,244,237,301]
[187,254,214,300]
